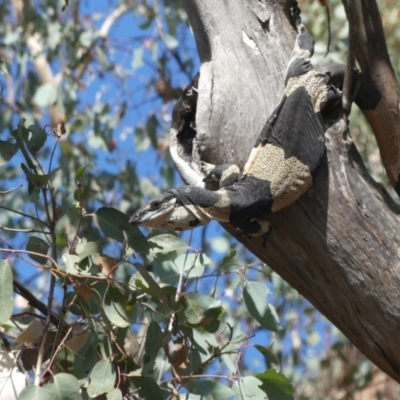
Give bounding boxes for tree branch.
[342,0,400,195]
[180,0,400,382]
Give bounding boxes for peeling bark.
[177,0,400,382]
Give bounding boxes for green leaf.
[93,207,149,254]
[132,263,162,299]
[192,330,219,363]
[0,59,8,75]
[132,48,144,69]
[184,298,204,325]
[256,369,294,400]
[12,125,34,169]
[27,125,47,154]
[19,386,52,400]
[75,239,100,260]
[0,140,18,165]
[61,253,80,274]
[186,379,235,400]
[0,261,13,324]
[185,292,221,311]
[218,249,236,269]
[130,377,164,400]
[233,376,268,399]
[174,253,211,279]
[74,187,85,201]
[106,388,123,400]
[183,293,222,327]
[104,287,136,328]
[243,281,280,332]
[21,163,60,187]
[60,192,79,218]
[145,114,158,149]
[26,237,50,264]
[148,234,188,258]
[79,30,97,47]
[95,46,112,71]
[87,360,116,398]
[75,163,90,180]
[255,345,281,371]
[43,373,81,400]
[93,207,129,242]
[143,321,162,364]
[160,32,179,49]
[33,82,58,107]
[73,333,99,379]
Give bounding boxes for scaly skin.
[130,22,342,236]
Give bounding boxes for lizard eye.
[150,201,161,210]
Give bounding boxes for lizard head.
[129,190,208,231]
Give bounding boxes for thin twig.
[34,328,48,385]
[342,0,358,113]
[0,185,23,194]
[0,204,50,228]
[42,325,73,378]
[0,226,51,234]
[13,280,60,326]
[0,248,59,269]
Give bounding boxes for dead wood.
[178,0,400,382]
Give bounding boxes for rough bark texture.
[343,0,400,194]
[179,0,400,383]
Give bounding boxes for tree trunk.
[178,0,400,383]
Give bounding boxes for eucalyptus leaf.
[27,125,47,154]
[93,207,128,242]
[132,48,144,69]
[93,207,149,254]
[43,373,81,400]
[148,234,188,258]
[255,345,281,371]
[33,82,58,107]
[174,252,211,279]
[132,263,162,299]
[130,377,164,400]
[0,140,18,165]
[0,260,13,324]
[87,360,116,398]
[21,163,60,187]
[19,386,52,400]
[233,376,268,399]
[106,388,123,400]
[26,237,50,264]
[104,287,136,328]
[256,369,294,400]
[243,281,280,332]
[143,321,162,363]
[75,163,90,180]
[73,333,99,380]
[160,32,179,49]
[186,379,235,400]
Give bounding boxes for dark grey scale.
[284,58,313,85]
[256,87,326,175]
[296,27,315,54]
[284,26,314,85]
[129,21,346,236]
[317,63,381,111]
[171,187,221,209]
[225,177,273,234]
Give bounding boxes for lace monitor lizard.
[129,19,349,236]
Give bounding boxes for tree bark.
[180,0,400,383]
